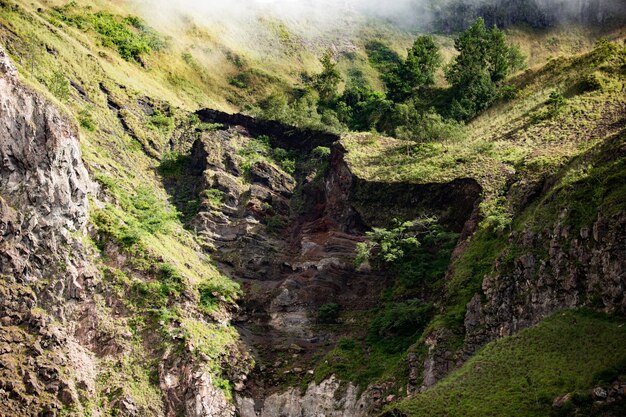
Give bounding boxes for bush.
[149,110,174,130]
[356,218,438,267]
[203,189,224,209]
[51,5,166,63]
[577,72,605,92]
[79,109,96,131]
[393,105,465,145]
[368,301,433,352]
[158,152,188,178]
[131,186,177,234]
[318,303,340,324]
[157,263,184,297]
[47,70,70,100]
[198,280,240,313]
[480,196,512,233]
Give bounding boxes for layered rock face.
[236,376,372,417]
[180,128,387,415]
[173,114,483,415]
[0,46,244,417]
[0,45,96,415]
[464,212,626,357]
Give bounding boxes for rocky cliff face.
[464,188,626,357]
[0,45,96,415]
[0,44,243,417]
[414,131,626,395]
[172,127,387,415]
[162,109,484,415]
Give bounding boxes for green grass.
[385,310,626,417]
[343,41,626,200]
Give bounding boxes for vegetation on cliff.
[0,0,625,415]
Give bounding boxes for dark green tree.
[386,35,441,102]
[313,50,341,103]
[446,18,523,121]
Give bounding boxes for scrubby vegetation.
[1,0,625,415]
[253,17,526,142]
[49,3,166,63]
[385,310,626,417]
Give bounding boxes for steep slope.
[0,0,625,416]
[345,39,626,413]
[382,310,626,417]
[0,44,95,416]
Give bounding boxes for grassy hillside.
[383,310,626,417]
[1,0,625,414]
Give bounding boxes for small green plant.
[203,189,224,209]
[79,109,96,131]
[229,73,249,89]
[547,90,566,113]
[368,301,433,353]
[148,110,174,131]
[131,186,177,234]
[47,70,70,100]
[158,152,188,178]
[318,303,340,324]
[480,196,512,234]
[156,263,184,297]
[197,279,241,313]
[356,218,439,267]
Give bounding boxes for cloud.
[130,0,626,37]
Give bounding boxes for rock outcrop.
[237,376,374,417]
[0,44,96,415]
[169,117,483,415]
[463,212,626,357]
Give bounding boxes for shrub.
[355,218,438,267]
[79,109,96,131]
[229,73,249,89]
[47,70,70,100]
[578,72,605,92]
[148,110,174,130]
[318,303,340,324]
[368,301,433,352]
[51,5,166,63]
[131,186,177,234]
[203,189,224,209]
[158,152,189,178]
[157,263,184,297]
[480,196,512,233]
[393,105,466,145]
[547,90,566,112]
[198,280,240,313]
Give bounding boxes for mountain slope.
[0,0,625,416]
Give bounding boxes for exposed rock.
[160,347,237,417]
[463,213,626,357]
[236,376,375,417]
[552,393,572,407]
[0,44,97,416]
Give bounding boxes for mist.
[130,0,626,42]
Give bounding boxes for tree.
[386,35,441,102]
[313,50,341,103]
[445,18,524,121]
[404,36,441,89]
